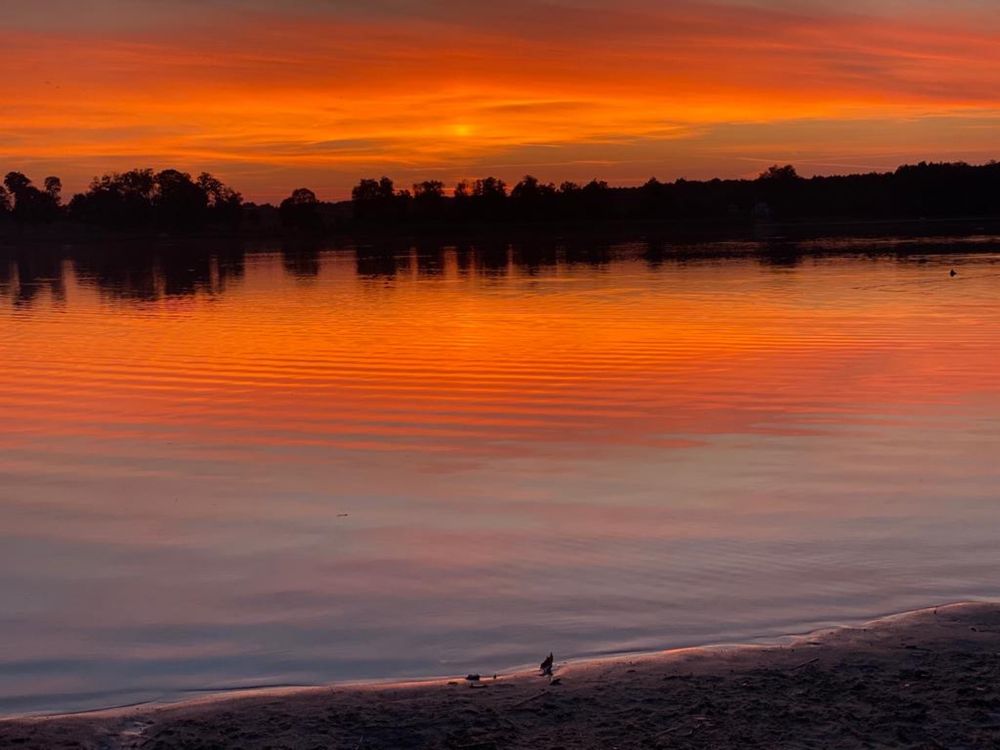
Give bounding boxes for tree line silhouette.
[0,169,243,232]
[2,160,1000,236]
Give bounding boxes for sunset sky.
[3,0,1000,201]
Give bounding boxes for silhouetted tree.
[44,176,62,204]
[639,177,669,219]
[197,172,243,227]
[473,177,507,199]
[451,180,472,221]
[758,165,799,182]
[579,179,611,219]
[510,175,557,220]
[3,172,60,225]
[755,165,803,218]
[352,177,393,203]
[414,180,444,199]
[412,180,446,221]
[69,169,156,228]
[66,168,241,232]
[279,187,322,232]
[469,177,508,221]
[4,172,31,196]
[154,169,208,230]
[352,176,406,222]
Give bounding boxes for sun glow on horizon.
[1,1,999,201]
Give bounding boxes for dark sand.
[4,602,1000,749]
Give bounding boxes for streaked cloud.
[2,1,998,200]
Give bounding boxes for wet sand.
[4,602,1000,749]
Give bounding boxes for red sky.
[3,0,1000,202]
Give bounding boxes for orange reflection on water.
[2,247,997,460]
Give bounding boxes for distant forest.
[2,161,1000,236]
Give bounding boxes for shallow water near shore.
[2,237,1000,715]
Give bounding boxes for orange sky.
[3,1,1000,201]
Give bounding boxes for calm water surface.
[2,239,1000,714]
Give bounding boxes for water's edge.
[8,599,991,723]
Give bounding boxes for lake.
[2,236,1000,715]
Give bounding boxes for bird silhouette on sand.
[540,653,554,677]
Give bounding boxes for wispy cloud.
[2,0,998,199]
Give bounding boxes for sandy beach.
[2,602,999,749]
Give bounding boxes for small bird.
[540,653,554,676]
[549,677,562,686]
[950,269,958,277]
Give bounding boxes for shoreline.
[5,601,1000,748]
[7,600,983,723]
